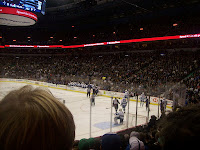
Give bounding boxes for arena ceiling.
[42,0,200,27]
[0,0,200,43]
[44,0,200,25]
[46,0,79,9]
[1,0,200,29]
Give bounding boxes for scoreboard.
[0,0,46,15]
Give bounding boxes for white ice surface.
[0,82,170,140]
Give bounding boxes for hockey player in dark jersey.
[160,99,164,114]
[87,87,91,98]
[160,98,167,114]
[163,98,167,112]
[145,96,150,111]
[92,86,96,95]
[95,86,99,95]
[113,97,120,113]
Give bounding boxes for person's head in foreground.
[129,131,145,150]
[0,85,75,150]
[101,132,121,150]
[159,105,200,150]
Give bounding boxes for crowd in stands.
[68,82,88,88]
[1,49,199,97]
[184,69,200,105]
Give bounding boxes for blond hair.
[0,85,75,150]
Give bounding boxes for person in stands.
[0,85,75,150]
[101,133,121,150]
[125,131,145,150]
[159,105,200,150]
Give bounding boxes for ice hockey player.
[114,111,120,125]
[90,93,95,106]
[114,109,124,125]
[92,85,96,95]
[87,87,91,98]
[87,83,92,89]
[163,97,167,112]
[160,98,167,114]
[140,92,145,107]
[145,96,150,111]
[160,99,164,114]
[124,90,129,99]
[121,97,127,113]
[113,97,120,113]
[95,86,99,96]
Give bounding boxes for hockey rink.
[0,82,169,140]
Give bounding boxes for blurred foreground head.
[159,105,200,150]
[0,85,75,150]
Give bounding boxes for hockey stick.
[106,106,112,109]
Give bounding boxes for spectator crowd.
[1,49,199,96]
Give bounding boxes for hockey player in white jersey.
[114,109,124,125]
[114,112,120,125]
[121,98,127,113]
[124,90,129,99]
[90,93,95,106]
[140,92,145,107]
